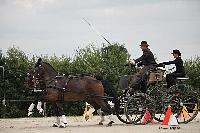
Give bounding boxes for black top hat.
[139,41,149,47]
[171,49,181,56]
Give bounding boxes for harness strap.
[65,76,71,88]
[56,76,72,101]
[58,89,65,101]
[46,75,82,101]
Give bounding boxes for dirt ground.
[0,114,200,133]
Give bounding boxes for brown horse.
[28,58,114,127]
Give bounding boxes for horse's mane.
[43,62,57,73]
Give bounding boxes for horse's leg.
[95,99,114,126]
[97,108,105,125]
[36,101,44,114]
[87,100,105,125]
[52,102,61,127]
[56,102,67,128]
[28,91,38,116]
[36,92,44,114]
[28,101,36,116]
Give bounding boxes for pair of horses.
[26,58,117,127]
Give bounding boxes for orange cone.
[162,105,173,125]
[83,102,95,121]
[180,106,189,119]
[142,108,155,124]
[193,104,198,115]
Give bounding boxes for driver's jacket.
[135,48,156,66]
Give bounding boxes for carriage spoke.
[124,93,156,124]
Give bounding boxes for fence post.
[44,102,47,117]
[0,66,5,118]
[2,95,6,118]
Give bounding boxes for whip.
[82,18,112,45]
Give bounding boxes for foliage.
[0,46,31,118]
[184,56,200,93]
[0,44,199,118]
[71,44,102,74]
[100,43,134,84]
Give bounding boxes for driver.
[129,41,157,92]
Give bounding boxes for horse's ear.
[35,58,42,67]
[38,58,42,63]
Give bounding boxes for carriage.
[26,58,199,127]
[123,66,199,124]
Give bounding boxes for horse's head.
[25,66,37,89]
[34,58,45,80]
[33,58,57,83]
[25,58,48,89]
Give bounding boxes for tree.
[71,44,102,74]
[100,43,133,84]
[184,56,200,92]
[0,46,31,117]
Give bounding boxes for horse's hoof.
[59,125,65,128]
[52,124,58,127]
[39,109,44,114]
[99,122,103,125]
[107,121,114,127]
[28,112,33,117]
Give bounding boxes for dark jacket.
[163,57,185,74]
[135,48,156,66]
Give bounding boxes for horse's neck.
[44,70,57,81]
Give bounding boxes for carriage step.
[176,77,189,80]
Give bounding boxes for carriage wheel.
[153,94,199,123]
[115,95,132,124]
[125,93,156,124]
[176,95,199,123]
[153,94,181,122]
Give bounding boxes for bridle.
[26,64,47,91]
[32,64,62,90]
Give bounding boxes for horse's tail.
[119,75,130,90]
